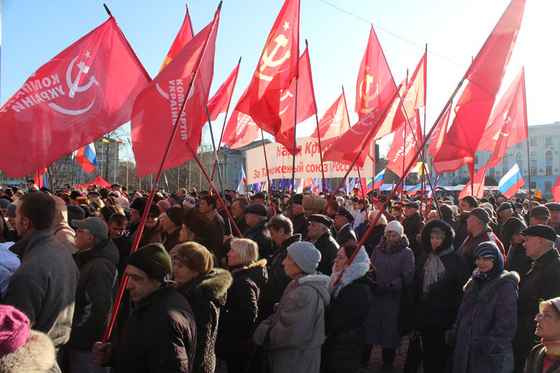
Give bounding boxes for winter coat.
[323,248,375,373]
[524,343,560,373]
[402,211,423,260]
[4,229,79,350]
[312,232,339,276]
[161,228,181,253]
[244,221,273,261]
[254,273,331,373]
[506,242,533,282]
[453,214,469,250]
[457,226,505,273]
[113,284,197,372]
[0,329,56,372]
[448,271,519,373]
[217,260,268,360]
[414,220,470,329]
[366,235,415,348]
[292,212,309,240]
[259,234,301,320]
[336,224,357,246]
[0,242,19,296]
[178,269,232,373]
[363,224,385,256]
[513,248,560,354]
[66,238,119,351]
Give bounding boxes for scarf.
[378,235,409,255]
[422,247,453,299]
[543,339,560,361]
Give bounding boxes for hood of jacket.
[179,268,233,306]
[297,273,330,305]
[231,259,268,288]
[421,219,455,255]
[73,238,119,267]
[52,195,69,228]
[0,330,55,372]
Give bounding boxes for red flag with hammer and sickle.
[0,16,150,178]
[236,0,300,141]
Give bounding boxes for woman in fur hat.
[363,220,415,372]
[322,242,376,373]
[172,242,232,373]
[446,241,519,373]
[217,238,268,373]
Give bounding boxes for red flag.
[132,8,221,178]
[552,175,560,202]
[236,0,300,137]
[355,26,397,119]
[386,109,423,177]
[311,92,350,144]
[0,17,150,178]
[477,68,527,167]
[207,61,241,121]
[160,5,194,72]
[432,0,526,174]
[274,47,317,152]
[459,163,489,199]
[428,104,451,158]
[221,103,259,149]
[34,168,47,189]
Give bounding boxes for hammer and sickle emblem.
[67,56,99,99]
[255,34,291,82]
[359,74,378,114]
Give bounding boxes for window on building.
[546,182,553,192]
[530,182,537,189]
[516,153,523,162]
[547,166,553,176]
[531,138,537,146]
[546,137,553,145]
[547,151,553,162]
[517,142,523,148]
[489,168,495,178]
[531,167,537,176]
[531,152,537,162]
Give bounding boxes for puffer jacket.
[66,238,119,351]
[254,273,330,373]
[178,269,232,373]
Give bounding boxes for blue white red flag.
[34,168,48,189]
[498,163,525,198]
[73,142,98,174]
[373,168,385,189]
[237,164,248,195]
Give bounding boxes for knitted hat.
[126,243,172,282]
[287,241,321,274]
[157,200,171,212]
[183,196,196,209]
[165,206,184,228]
[0,305,31,358]
[171,242,213,275]
[385,220,404,237]
[474,241,499,262]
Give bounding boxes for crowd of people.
[1,180,560,373]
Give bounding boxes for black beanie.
[126,243,172,282]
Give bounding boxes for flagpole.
[289,78,299,220]
[206,106,232,235]
[210,57,242,183]
[102,3,223,343]
[522,67,532,209]
[261,132,274,205]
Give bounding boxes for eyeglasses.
[147,215,157,219]
[535,313,555,321]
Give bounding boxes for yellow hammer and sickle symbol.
[359,74,378,114]
[255,34,291,82]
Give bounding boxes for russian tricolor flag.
[237,164,247,195]
[373,168,386,189]
[72,142,98,174]
[498,163,525,198]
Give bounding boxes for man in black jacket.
[93,244,197,372]
[243,203,273,261]
[66,217,119,372]
[307,214,339,275]
[334,207,357,246]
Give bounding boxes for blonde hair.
[368,210,387,226]
[230,238,259,264]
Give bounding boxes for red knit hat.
[0,305,31,358]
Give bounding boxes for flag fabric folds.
[73,142,98,174]
[207,61,241,121]
[237,164,248,195]
[498,163,525,198]
[477,68,527,167]
[34,168,48,189]
[386,109,423,177]
[0,16,150,178]
[236,0,300,138]
[312,92,350,143]
[373,168,385,189]
[432,0,526,175]
[459,163,488,199]
[428,104,451,158]
[552,175,560,202]
[132,7,221,178]
[160,5,194,72]
[220,102,260,149]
